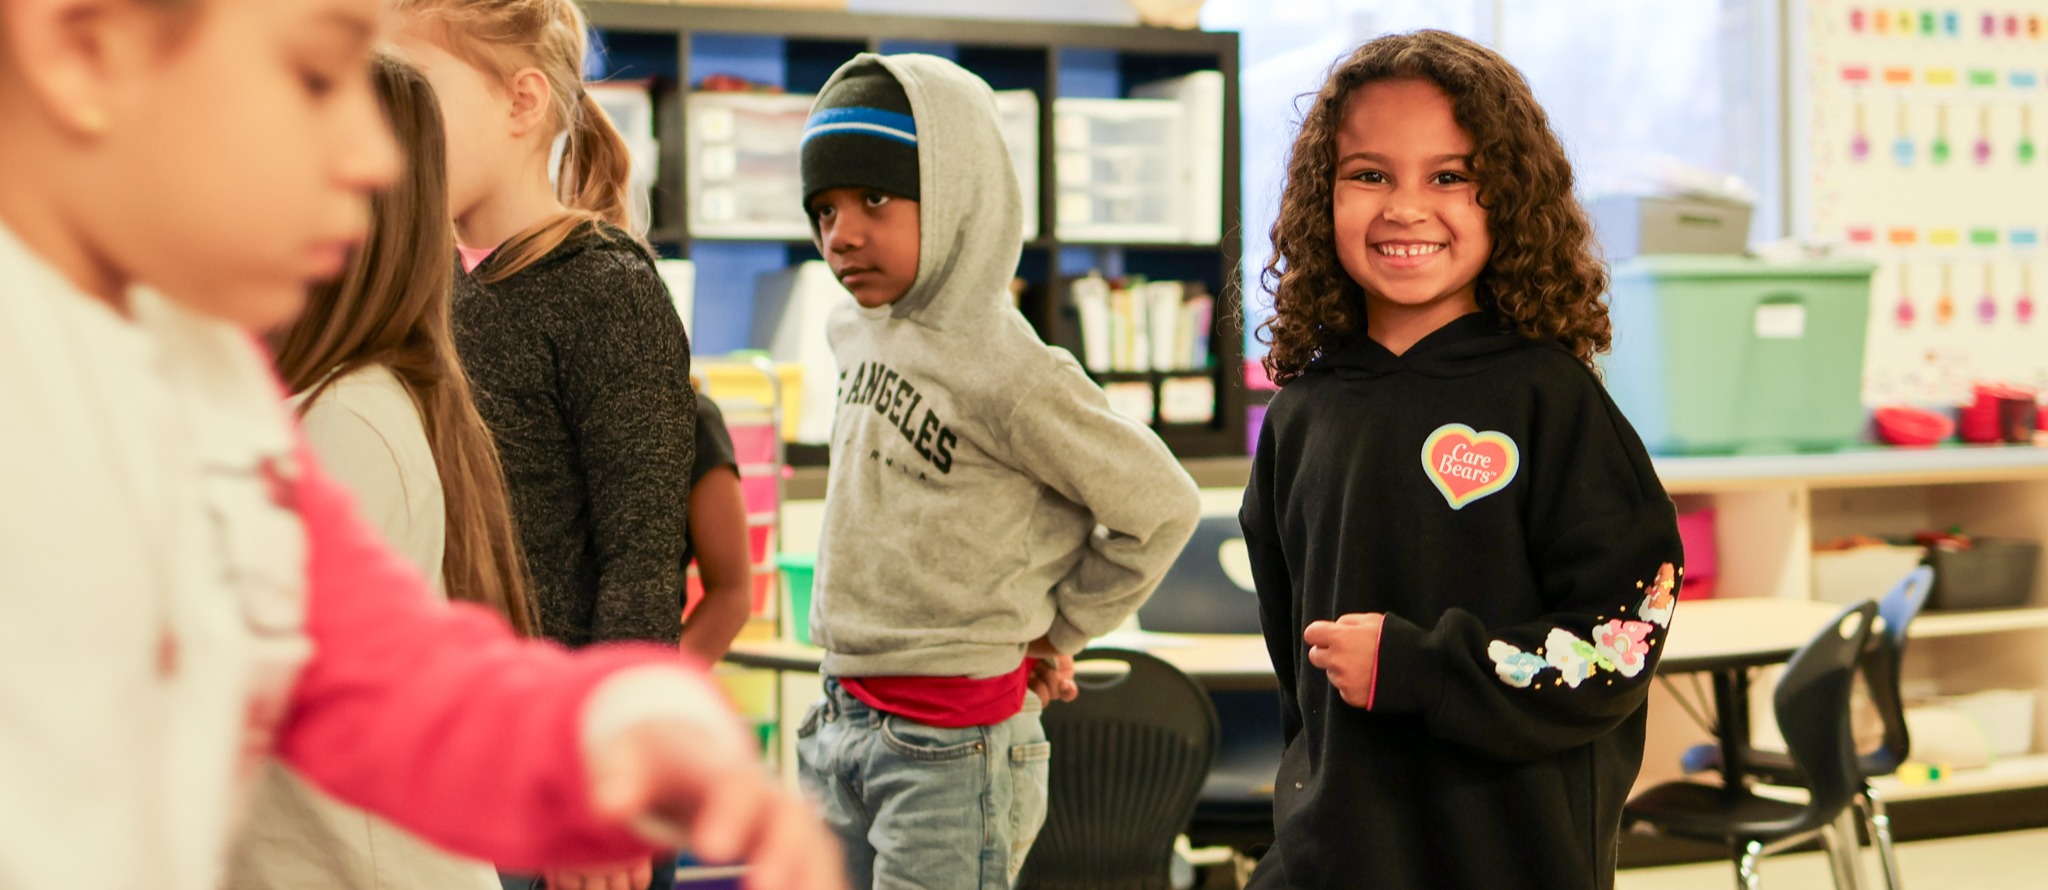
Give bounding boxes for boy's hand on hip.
[1304,613,1385,709]
[591,720,848,890]
[1025,634,1061,659]
[1029,654,1079,703]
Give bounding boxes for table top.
[723,599,1856,685]
[1656,597,1853,673]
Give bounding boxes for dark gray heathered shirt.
[452,222,694,647]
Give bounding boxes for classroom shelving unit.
[581,3,1248,461]
[1635,445,2048,823]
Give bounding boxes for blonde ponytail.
[561,91,634,230]
[396,0,640,281]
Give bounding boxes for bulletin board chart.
[1797,1,2048,407]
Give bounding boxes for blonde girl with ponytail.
[391,4,702,887]
[394,0,637,273]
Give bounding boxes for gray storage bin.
[1592,195,1753,259]
[1926,538,2041,611]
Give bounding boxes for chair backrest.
[1138,515,1261,635]
[1018,649,1219,890]
[1865,566,1934,773]
[1774,599,1881,835]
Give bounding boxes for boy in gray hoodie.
[794,54,1202,889]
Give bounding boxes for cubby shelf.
[1637,446,2048,814]
[1910,606,2048,638]
[582,2,1248,460]
[1653,444,2048,494]
[1871,752,2048,802]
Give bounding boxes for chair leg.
[1861,785,1904,890]
[1734,839,1765,890]
[1820,814,1867,890]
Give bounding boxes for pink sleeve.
[273,437,691,871]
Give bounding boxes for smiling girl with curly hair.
[1240,31,1684,890]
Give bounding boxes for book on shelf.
[1071,272,1216,375]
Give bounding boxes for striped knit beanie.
[800,60,920,208]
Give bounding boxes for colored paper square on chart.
[1970,69,1999,87]
[2012,71,2040,89]
[1889,227,1919,245]
[1972,228,2001,246]
[1884,67,1915,84]
[1847,226,1877,243]
[1842,65,1872,84]
[1925,68,1958,86]
[1930,228,1962,246]
[2013,228,2041,247]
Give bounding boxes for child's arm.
[1363,504,1681,762]
[276,438,757,871]
[559,269,697,644]
[1359,384,1683,762]
[1001,360,1202,653]
[680,466,752,663]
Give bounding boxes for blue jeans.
[796,680,1051,890]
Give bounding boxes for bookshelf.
[582,3,1247,461]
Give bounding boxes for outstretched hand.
[588,719,848,890]
[543,860,652,890]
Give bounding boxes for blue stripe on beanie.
[802,107,918,147]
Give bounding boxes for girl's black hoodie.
[1241,313,1683,890]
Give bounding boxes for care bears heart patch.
[1421,423,1520,510]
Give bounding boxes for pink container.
[1677,508,1718,600]
[726,421,779,466]
[740,474,778,514]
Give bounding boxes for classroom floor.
[1615,828,2048,888]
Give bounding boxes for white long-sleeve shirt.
[0,216,742,890]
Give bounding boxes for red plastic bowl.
[1875,406,1956,447]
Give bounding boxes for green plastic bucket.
[1602,255,1877,454]
[777,552,817,645]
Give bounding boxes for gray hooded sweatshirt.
[812,54,1202,680]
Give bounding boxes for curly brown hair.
[1258,30,1610,385]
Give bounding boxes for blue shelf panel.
[689,242,792,354]
[957,46,1051,93]
[690,33,787,89]
[1057,47,1120,99]
[785,38,869,93]
[876,40,958,59]
[588,29,679,82]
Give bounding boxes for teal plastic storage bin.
[777,553,816,645]
[1603,256,1876,454]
